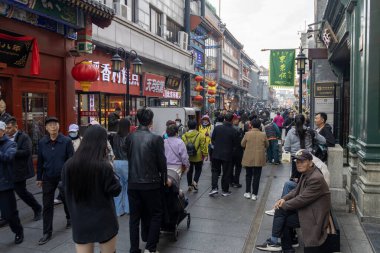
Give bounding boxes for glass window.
[22,93,48,156]
[166,18,182,43]
[150,6,161,36]
[223,62,238,79]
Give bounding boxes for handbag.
[281,152,291,163]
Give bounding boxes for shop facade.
[74,47,184,129]
[0,1,113,156]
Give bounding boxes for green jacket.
[182,130,208,162]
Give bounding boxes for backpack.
[185,133,199,157]
[308,128,328,162]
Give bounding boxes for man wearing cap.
[36,117,74,245]
[256,149,331,253]
[0,120,24,244]
[5,117,42,221]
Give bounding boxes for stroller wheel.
[187,214,191,229]
[173,225,179,241]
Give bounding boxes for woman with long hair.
[112,118,130,216]
[284,114,326,179]
[62,125,121,253]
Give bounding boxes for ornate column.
[350,0,380,222]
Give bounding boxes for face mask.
[202,121,208,126]
[176,122,180,126]
[69,132,78,138]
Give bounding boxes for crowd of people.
[0,105,337,253]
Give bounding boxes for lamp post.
[111,48,143,116]
[295,47,307,114]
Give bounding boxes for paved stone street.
[0,162,376,253]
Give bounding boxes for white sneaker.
[251,194,257,201]
[144,250,159,253]
[265,209,275,216]
[243,192,251,199]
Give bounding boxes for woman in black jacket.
[62,125,121,253]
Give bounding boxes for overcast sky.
[208,0,314,68]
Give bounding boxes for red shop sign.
[143,73,165,97]
[80,111,99,117]
[74,50,140,95]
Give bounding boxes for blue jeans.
[267,139,279,163]
[281,180,297,197]
[113,160,129,216]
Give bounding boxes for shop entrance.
[3,77,56,156]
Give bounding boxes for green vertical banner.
[269,49,295,87]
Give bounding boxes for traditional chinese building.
[0,0,114,156]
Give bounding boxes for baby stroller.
[161,170,191,241]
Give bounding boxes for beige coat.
[241,129,269,167]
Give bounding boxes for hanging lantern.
[194,85,204,92]
[195,75,203,82]
[208,88,216,95]
[71,60,99,91]
[193,95,203,102]
[208,97,216,103]
[208,81,216,87]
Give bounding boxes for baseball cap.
[45,116,59,125]
[0,121,5,130]
[68,124,79,132]
[294,149,313,161]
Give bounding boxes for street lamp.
[295,47,307,114]
[111,48,143,116]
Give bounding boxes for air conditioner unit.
[178,31,189,50]
[113,2,132,22]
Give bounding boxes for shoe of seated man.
[256,238,282,251]
[265,208,275,216]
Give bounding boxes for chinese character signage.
[269,49,295,87]
[74,57,140,95]
[0,36,33,68]
[314,82,335,97]
[163,89,181,99]
[143,73,165,97]
[165,75,182,90]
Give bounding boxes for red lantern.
[208,81,216,87]
[71,60,99,91]
[208,89,216,95]
[193,95,203,102]
[195,75,203,82]
[208,97,216,103]
[194,85,204,92]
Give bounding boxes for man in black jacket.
[108,107,121,132]
[0,121,24,244]
[210,112,238,197]
[315,112,335,147]
[36,117,74,245]
[5,117,42,221]
[125,108,167,253]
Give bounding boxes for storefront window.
[22,93,48,156]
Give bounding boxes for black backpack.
[185,133,199,157]
[308,128,328,162]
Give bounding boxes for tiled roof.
[58,0,114,28]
